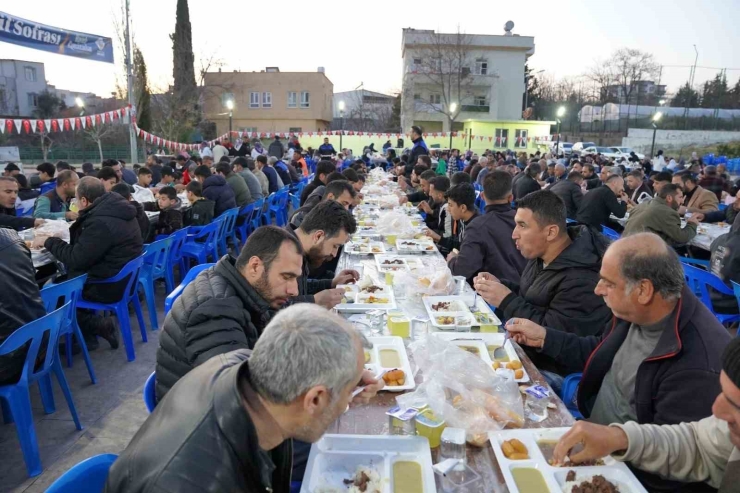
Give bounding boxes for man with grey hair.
[545,162,567,185]
[106,304,383,493]
[504,232,730,492]
[474,156,492,186]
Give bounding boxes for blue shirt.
[262,166,279,194]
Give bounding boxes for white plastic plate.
[430,333,530,383]
[365,336,415,392]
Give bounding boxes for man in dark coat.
[474,190,612,377]
[549,170,584,219]
[513,165,541,202]
[38,177,143,349]
[0,176,43,230]
[300,160,335,206]
[268,136,285,159]
[193,165,236,217]
[155,226,303,400]
[448,170,526,285]
[408,125,429,166]
[576,174,628,230]
[505,233,731,493]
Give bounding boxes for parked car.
[610,147,644,160]
[582,146,619,159]
[571,142,596,156]
[549,142,573,156]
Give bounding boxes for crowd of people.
[0,124,739,493]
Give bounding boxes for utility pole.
[683,45,699,130]
[124,0,138,163]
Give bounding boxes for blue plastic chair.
[39,181,56,195]
[0,303,82,477]
[138,237,173,331]
[45,453,117,493]
[252,197,268,229]
[165,227,190,291]
[216,208,240,257]
[235,203,255,248]
[164,263,214,315]
[143,371,156,413]
[601,225,621,241]
[559,373,583,420]
[181,221,220,266]
[40,275,96,384]
[77,255,147,362]
[679,257,710,269]
[682,263,740,325]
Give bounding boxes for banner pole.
[124,0,138,163]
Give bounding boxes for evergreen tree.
[170,0,197,118]
[133,46,152,131]
[672,82,700,108]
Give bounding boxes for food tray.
[396,239,437,253]
[375,255,410,272]
[301,435,436,493]
[431,333,530,383]
[489,428,648,493]
[365,336,415,392]
[346,241,387,255]
[335,285,397,312]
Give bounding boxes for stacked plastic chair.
[45,454,118,492]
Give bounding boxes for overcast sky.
[3,0,740,103]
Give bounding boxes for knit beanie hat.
[722,337,740,388]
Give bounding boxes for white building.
[400,24,535,133]
[0,59,48,117]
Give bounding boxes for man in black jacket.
[576,174,628,230]
[193,165,236,217]
[474,190,612,377]
[290,180,356,229]
[155,226,303,400]
[109,304,381,493]
[268,136,285,159]
[300,160,335,206]
[550,170,584,219]
[111,183,151,242]
[0,228,46,385]
[0,177,43,230]
[408,125,429,166]
[448,170,526,285]
[35,177,143,350]
[513,165,541,201]
[505,233,730,493]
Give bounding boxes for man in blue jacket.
[256,155,280,194]
[408,125,429,165]
[318,137,336,157]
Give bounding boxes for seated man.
[399,167,435,205]
[216,161,252,207]
[287,200,359,309]
[111,183,150,241]
[474,190,612,376]
[513,165,542,201]
[34,177,143,350]
[576,174,628,231]
[132,167,155,203]
[156,225,303,399]
[35,161,56,189]
[193,164,236,217]
[290,179,356,228]
[448,170,526,285]
[143,187,183,237]
[418,175,450,232]
[232,156,264,202]
[183,180,215,226]
[255,155,276,194]
[674,171,719,214]
[96,165,120,192]
[551,337,740,493]
[427,183,478,257]
[109,304,382,493]
[0,228,46,386]
[623,183,701,246]
[649,171,673,195]
[505,233,731,492]
[549,170,583,219]
[625,169,653,205]
[300,160,335,206]
[32,169,79,221]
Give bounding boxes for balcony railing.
[461,105,490,113]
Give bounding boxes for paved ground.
[0,288,167,493]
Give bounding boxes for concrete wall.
[622,128,740,153]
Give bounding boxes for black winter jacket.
[155,256,275,400]
[448,204,526,285]
[549,179,584,219]
[202,175,237,217]
[106,350,292,493]
[498,225,612,374]
[184,198,215,226]
[45,192,143,303]
[131,201,151,242]
[285,225,332,304]
[539,287,729,493]
[268,139,285,159]
[513,174,541,201]
[0,207,35,231]
[576,185,627,229]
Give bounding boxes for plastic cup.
[386,234,397,246]
[385,271,394,285]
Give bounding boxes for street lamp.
[338,100,345,151]
[226,99,234,138]
[448,103,458,151]
[75,97,85,116]
[555,106,566,156]
[650,111,663,159]
[659,99,666,106]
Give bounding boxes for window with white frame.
[27,93,38,108]
[249,92,260,108]
[262,92,272,108]
[431,58,442,73]
[475,59,488,75]
[515,129,528,148]
[413,93,421,101]
[24,66,37,82]
[287,91,297,108]
[289,127,302,133]
[495,129,509,147]
[300,91,310,108]
[244,127,258,133]
[430,94,441,104]
[473,96,487,106]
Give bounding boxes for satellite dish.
[504,21,514,34]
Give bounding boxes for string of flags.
[0,105,132,134]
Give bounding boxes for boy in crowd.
[184,180,215,226]
[426,183,479,256]
[144,187,183,236]
[158,166,175,188]
[419,175,450,232]
[133,168,155,203]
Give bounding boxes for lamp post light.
[226,99,234,138]
[659,99,666,106]
[338,100,345,151]
[650,111,663,159]
[448,102,458,151]
[75,97,85,116]
[555,106,566,156]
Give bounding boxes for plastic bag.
[35,220,71,243]
[392,264,456,298]
[398,336,524,447]
[374,211,416,237]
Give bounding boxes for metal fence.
[15,145,146,165]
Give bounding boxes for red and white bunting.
[0,119,4,134]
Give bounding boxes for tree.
[171,0,197,124]
[33,91,65,160]
[133,46,152,131]
[388,94,401,132]
[523,61,542,114]
[673,82,700,108]
[700,71,729,109]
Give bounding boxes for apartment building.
[0,59,47,117]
